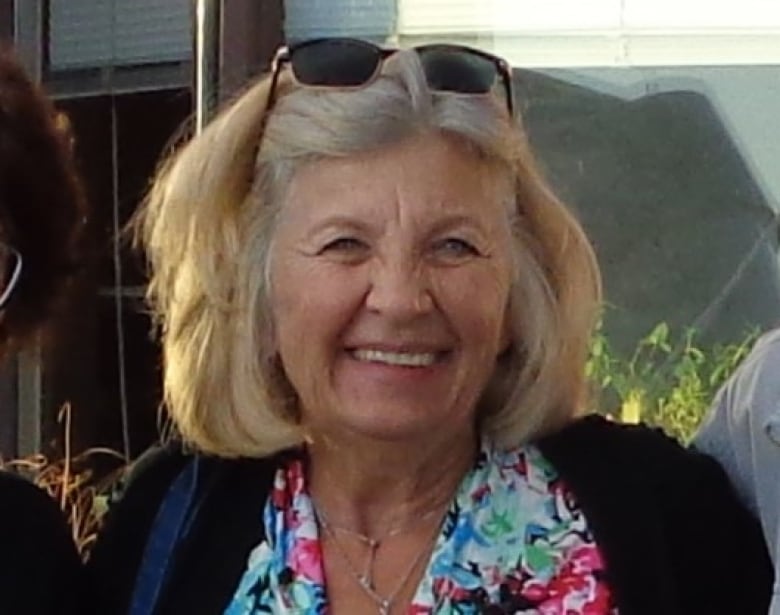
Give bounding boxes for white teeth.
[351,348,437,367]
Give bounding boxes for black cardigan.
[84,415,773,614]
[0,471,82,615]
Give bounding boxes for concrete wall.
[521,66,780,351]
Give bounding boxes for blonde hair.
[139,51,602,457]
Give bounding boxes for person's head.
[0,49,86,355]
[140,40,602,457]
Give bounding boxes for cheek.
[437,267,512,350]
[268,254,313,357]
[270,259,365,355]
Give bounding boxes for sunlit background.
[2,0,779,458]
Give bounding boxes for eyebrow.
[425,214,490,236]
[300,215,373,240]
[297,211,492,244]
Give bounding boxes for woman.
[86,39,771,614]
[694,327,780,614]
[0,49,86,613]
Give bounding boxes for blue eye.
[319,237,367,256]
[434,237,479,258]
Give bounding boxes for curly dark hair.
[0,49,87,354]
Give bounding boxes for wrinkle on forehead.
[279,132,515,240]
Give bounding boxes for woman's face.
[269,134,515,444]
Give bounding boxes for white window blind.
[285,0,396,43]
[49,0,192,71]
[398,0,780,66]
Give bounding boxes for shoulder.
[110,443,279,515]
[701,327,780,420]
[539,414,692,467]
[538,416,773,613]
[87,441,196,555]
[537,414,745,511]
[95,442,198,536]
[91,440,282,552]
[0,471,81,615]
[692,328,780,505]
[721,327,780,400]
[744,327,780,366]
[119,441,194,500]
[85,442,280,613]
[84,442,196,608]
[0,469,73,538]
[0,469,58,511]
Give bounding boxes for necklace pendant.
[379,599,390,615]
[359,574,373,591]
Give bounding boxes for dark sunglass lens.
[418,48,497,94]
[291,40,382,87]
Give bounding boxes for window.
[49,0,191,70]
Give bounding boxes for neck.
[306,427,477,538]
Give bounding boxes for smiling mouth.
[349,348,442,367]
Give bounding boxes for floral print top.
[224,442,617,614]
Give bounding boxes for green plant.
[587,322,758,443]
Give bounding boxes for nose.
[365,258,433,319]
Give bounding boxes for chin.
[340,412,441,443]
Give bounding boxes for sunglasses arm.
[267,47,291,109]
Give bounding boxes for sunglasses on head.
[0,241,21,310]
[268,38,514,116]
